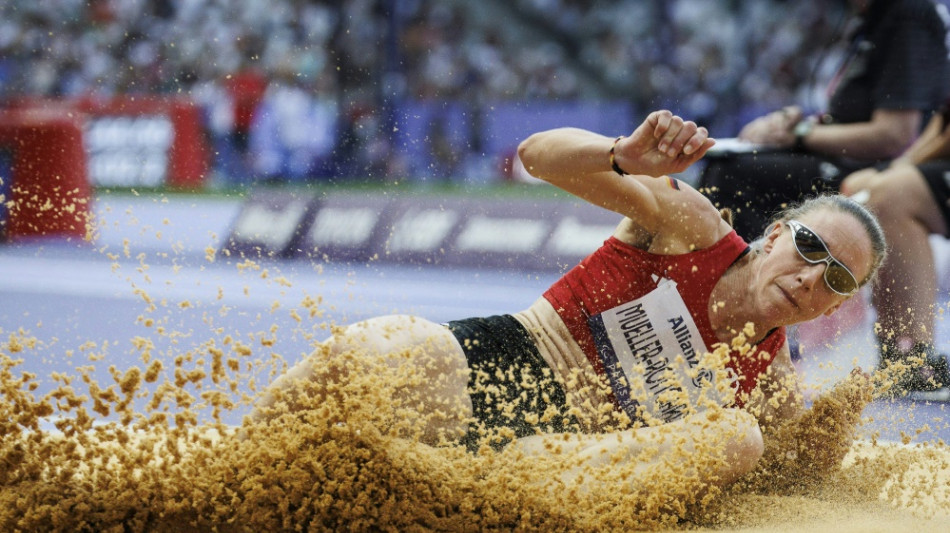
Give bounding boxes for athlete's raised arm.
[518,110,718,237]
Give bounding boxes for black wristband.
[793,120,814,152]
[609,136,628,175]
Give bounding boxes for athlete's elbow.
[517,134,548,181]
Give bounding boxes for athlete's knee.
[330,315,468,393]
[734,422,764,477]
[326,316,409,357]
[721,409,764,480]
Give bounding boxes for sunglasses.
[785,220,859,295]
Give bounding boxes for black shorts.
[918,160,950,235]
[446,315,577,450]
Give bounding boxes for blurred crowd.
[518,0,850,126]
[0,0,850,186]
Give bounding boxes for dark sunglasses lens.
[825,264,858,294]
[793,228,829,261]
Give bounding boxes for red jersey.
[543,230,785,411]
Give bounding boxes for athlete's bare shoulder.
[615,175,731,254]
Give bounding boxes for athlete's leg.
[514,408,763,491]
[253,315,473,445]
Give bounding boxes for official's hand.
[738,106,801,146]
[613,110,715,177]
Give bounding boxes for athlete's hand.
[612,110,716,177]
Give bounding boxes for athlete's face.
[756,209,873,326]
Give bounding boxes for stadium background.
[0,0,861,190]
[1,0,950,444]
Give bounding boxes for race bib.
[588,277,735,424]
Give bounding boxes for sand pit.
[3,318,950,532]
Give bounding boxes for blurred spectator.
[0,0,876,185]
[224,57,268,182]
[250,65,339,183]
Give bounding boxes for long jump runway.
[1,193,948,439]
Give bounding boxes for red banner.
[11,96,210,189]
[0,108,92,240]
[75,96,210,188]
